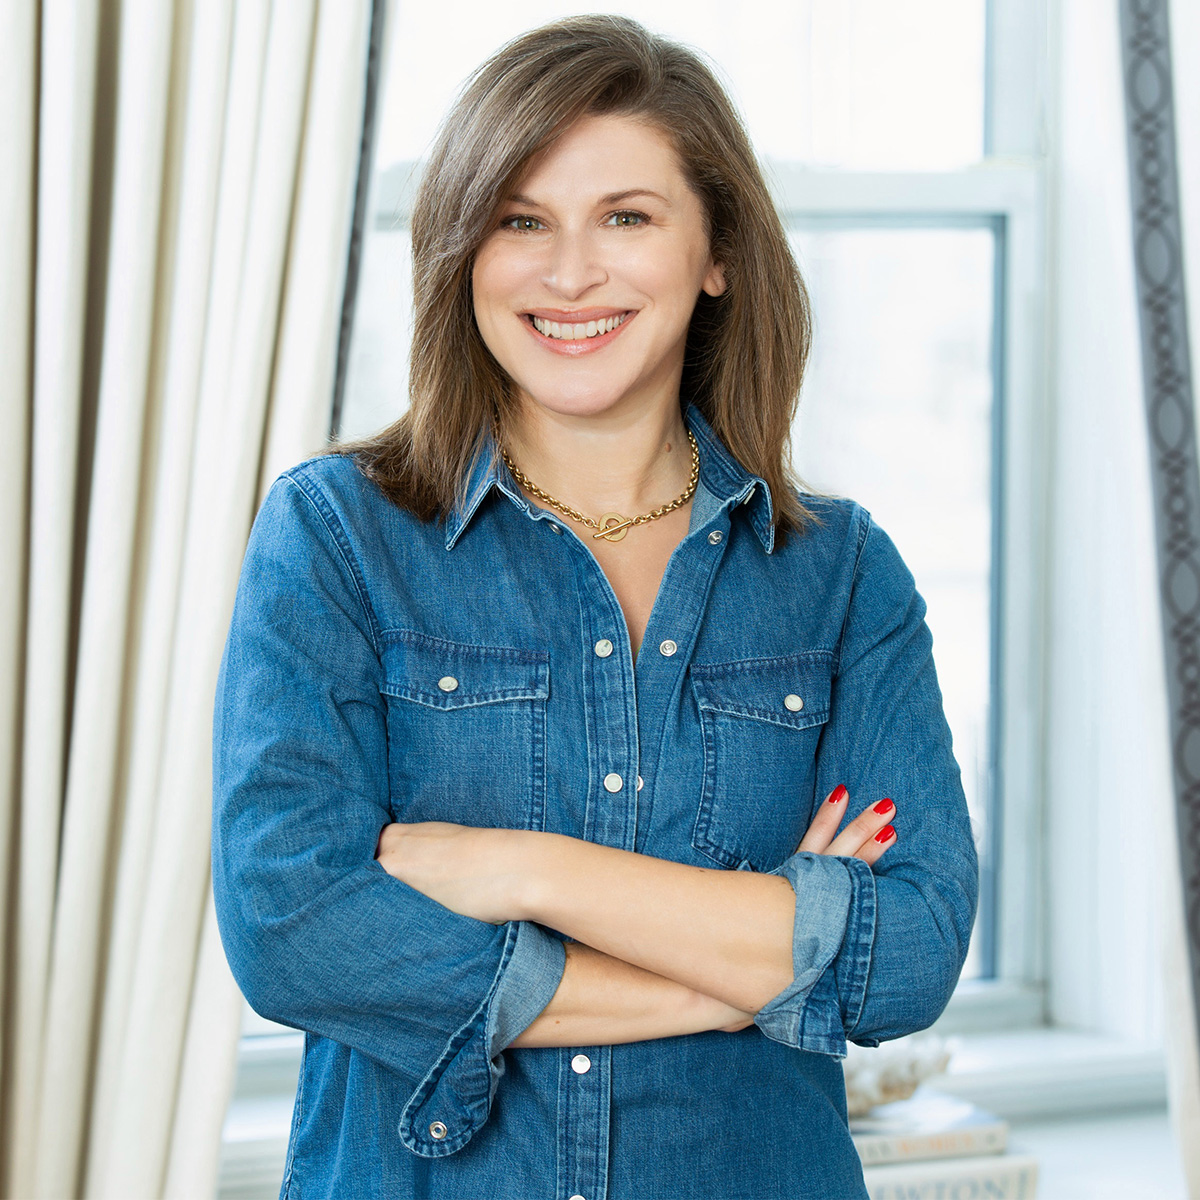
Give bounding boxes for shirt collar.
[443,403,775,553]
[684,403,776,552]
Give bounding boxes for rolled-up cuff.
[485,919,568,1059]
[398,918,565,1157]
[752,852,877,1057]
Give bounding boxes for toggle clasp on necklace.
[594,513,634,542]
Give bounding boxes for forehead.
[511,113,688,197]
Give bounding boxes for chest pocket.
[689,651,834,871]
[379,629,550,832]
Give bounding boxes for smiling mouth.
[525,311,634,341]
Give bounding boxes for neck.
[503,399,694,519]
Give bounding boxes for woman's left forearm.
[512,832,797,1016]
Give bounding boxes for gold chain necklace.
[501,430,699,542]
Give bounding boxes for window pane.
[340,227,412,440]
[378,0,985,171]
[789,223,996,981]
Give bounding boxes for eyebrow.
[505,188,673,208]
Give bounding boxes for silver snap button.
[708,530,723,544]
[637,775,644,791]
[571,1053,592,1074]
[594,639,613,658]
[784,694,804,712]
[659,639,677,657]
[547,522,562,534]
[603,773,623,793]
[428,1120,448,1139]
[568,1195,587,1200]
[437,676,459,693]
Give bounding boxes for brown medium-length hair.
[328,14,823,543]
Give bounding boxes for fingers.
[827,795,896,864]
[796,783,851,853]
[796,787,898,866]
[850,811,897,868]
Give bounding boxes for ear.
[702,259,727,297]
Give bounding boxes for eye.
[606,210,649,228]
[501,215,545,232]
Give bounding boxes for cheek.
[628,244,712,311]
[472,245,522,318]
[471,251,537,377]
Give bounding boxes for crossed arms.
[372,788,901,1049]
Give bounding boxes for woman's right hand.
[796,784,897,867]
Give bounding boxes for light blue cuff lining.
[485,919,568,1059]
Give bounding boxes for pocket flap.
[380,630,549,710]
[690,651,833,729]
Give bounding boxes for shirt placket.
[547,497,737,1200]
[632,509,735,855]
[555,1042,612,1200]
[550,534,643,1200]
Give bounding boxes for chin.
[517,384,643,423]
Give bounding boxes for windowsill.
[927,1027,1167,1121]
[218,1024,1167,1197]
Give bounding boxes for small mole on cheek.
[664,442,672,453]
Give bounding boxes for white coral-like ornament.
[842,1033,955,1117]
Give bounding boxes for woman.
[212,14,979,1200]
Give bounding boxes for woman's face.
[471,112,725,427]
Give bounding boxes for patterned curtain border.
[1119,0,1200,1036]
[330,0,390,438]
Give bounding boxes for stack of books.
[851,1088,1039,1198]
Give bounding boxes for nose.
[541,226,607,298]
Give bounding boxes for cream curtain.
[0,1,381,1195]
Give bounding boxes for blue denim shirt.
[212,404,978,1200]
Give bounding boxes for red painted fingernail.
[829,784,849,804]
[873,798,894,815]
[874,824,896,843]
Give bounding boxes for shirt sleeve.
[752,507,980,1058]
[211,471,566,1159]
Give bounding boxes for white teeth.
[531,313,628,340]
